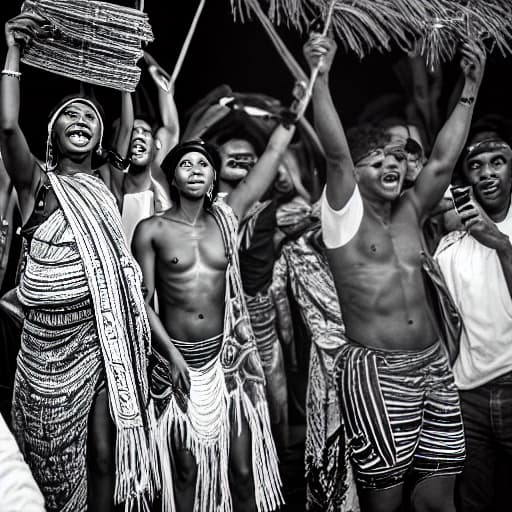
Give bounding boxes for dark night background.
[2,2,512,509]
[1,0,512,159]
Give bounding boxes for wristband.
[459,96,475,107]
[107,150,131,171]
[1,69,21,80]
[280,108,299,129]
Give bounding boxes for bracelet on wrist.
[106,149,131,171]
[1,69,21,80]
[459,96,475,107]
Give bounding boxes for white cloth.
[435,204,512,389]
[321,185,363,249]
[121,189,155,247]
[0,416,45,511]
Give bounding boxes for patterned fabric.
[338,340,465,489]
[14,172,158,511]
[238,199,272,251]
[13,300,101,511]
[154,199,283,512]
[171,333,222,369]
[245,291,288,434]
[272,225,359,512]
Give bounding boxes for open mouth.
[381,171,400,189]
[131,139,148,155]
[66,126,92,146]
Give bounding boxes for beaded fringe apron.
[152,200,283,512]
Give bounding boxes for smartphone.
[450,185,472,214]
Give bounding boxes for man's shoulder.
[435,230,467,258]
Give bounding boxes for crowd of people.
[0,6,511,512]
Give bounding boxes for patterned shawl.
[47,171,158,509]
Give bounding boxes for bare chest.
[155,216,228,273]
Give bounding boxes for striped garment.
[338,340,465,490]
[14,172,158,511]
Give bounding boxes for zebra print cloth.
[337,340,465,490]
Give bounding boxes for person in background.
[435,121,512,512]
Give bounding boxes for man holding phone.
[436,124,512,511]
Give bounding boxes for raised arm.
[114,92,134,159]
[144,52,180,167]
[411,42,486,215]
[226,122,295,219]
[0,15,47,210]
[304,34,355,210]
[131,220,190,393]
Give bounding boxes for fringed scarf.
[47,171,159,510]
[156,199,283,512]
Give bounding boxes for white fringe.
[114,425,155,511]
[157,358,283,512]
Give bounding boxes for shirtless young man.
[132,119,297,511]
[304,35,486,512]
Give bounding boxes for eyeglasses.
[225,154,257,170]
[355,145,408,167]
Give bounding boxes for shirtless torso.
[328,193,437,350]
[140,208,227,341]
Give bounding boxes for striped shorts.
[337,340,465,490]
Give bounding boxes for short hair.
[346,124,392,164]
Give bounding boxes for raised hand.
[144,51,173,93]
[5,13,53,48]
[303,33,337,76]
[458,194,510,251]
[460,40,486,89]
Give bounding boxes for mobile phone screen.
[450,186,471,214]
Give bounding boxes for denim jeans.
[457,372,512,511]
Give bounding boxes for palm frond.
[230,0,512,62]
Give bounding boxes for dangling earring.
[207,171,216,201]
[46,138,58,171]
[207,182,214,201]
[96,145,103,157]
[155,139,162,150]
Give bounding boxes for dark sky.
[1,0,511,157]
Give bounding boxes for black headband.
[464,138,512,162]
[161,139,221,177]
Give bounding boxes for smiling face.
[52,102,101,157]
[354,145,408,202]
[463,147,512,218]
[173,151,215,200]
[130,119,156,169]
